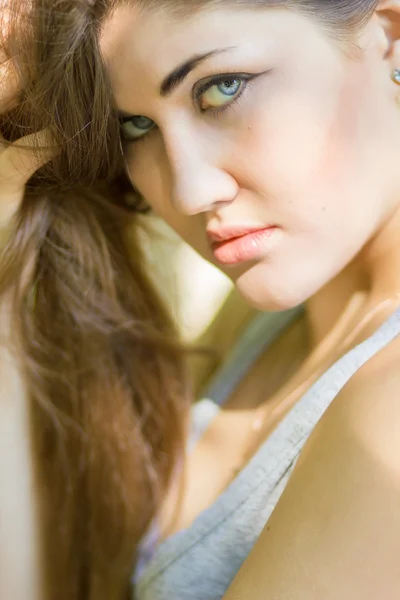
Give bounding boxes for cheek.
[126,142,181,229]
[125,146,211,256]
[127,147,167,214]
[231,81,388,310]
[240,72,373,231]
[252,95,347,189]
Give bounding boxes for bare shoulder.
[316,329,400,469]
[223,332,400,600]
[295,327,400,516]
[345,323,400,400]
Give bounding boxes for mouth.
[207,226,278,266]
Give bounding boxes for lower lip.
[212,227,277,265]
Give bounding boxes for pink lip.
[210,226,277,265]
[206,226,272,243]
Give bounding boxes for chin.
[235,268,312,313]
[237,288,303,312]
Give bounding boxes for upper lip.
[206,225,275,244]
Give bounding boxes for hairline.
[102,0,375,65]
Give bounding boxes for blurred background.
[134,214,259,395]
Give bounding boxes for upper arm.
[223,347,400,600]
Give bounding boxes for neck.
[305,204,400,352]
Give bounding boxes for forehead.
[100,6,311,108]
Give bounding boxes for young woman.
[4,0,400,599]
[102,1,400,598]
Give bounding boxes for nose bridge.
[163,121,238,216]
[165,122,202,181]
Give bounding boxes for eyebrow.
[160,47,235,97]
[117,46,235,119]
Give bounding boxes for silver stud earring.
[392,68,400,85]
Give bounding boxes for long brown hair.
[1,2,190,599]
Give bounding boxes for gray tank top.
[134,306,400,600]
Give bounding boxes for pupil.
[219,78,240,95]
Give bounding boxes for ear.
[375,1,400,63]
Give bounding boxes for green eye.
[120,115,155,141]
[200,77,243,110]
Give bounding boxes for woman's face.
[101,4,400,310]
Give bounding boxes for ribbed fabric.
[134,307,400,600]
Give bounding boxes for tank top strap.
[188,306,304,450]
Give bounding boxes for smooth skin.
[101,2,400,598]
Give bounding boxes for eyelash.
[120,72,258,144]
[193,73,253,114]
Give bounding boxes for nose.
[165,129,238,216]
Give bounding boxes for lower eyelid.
[207,80,245,108]
[121,124,157,144]
[201,78,251,114]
